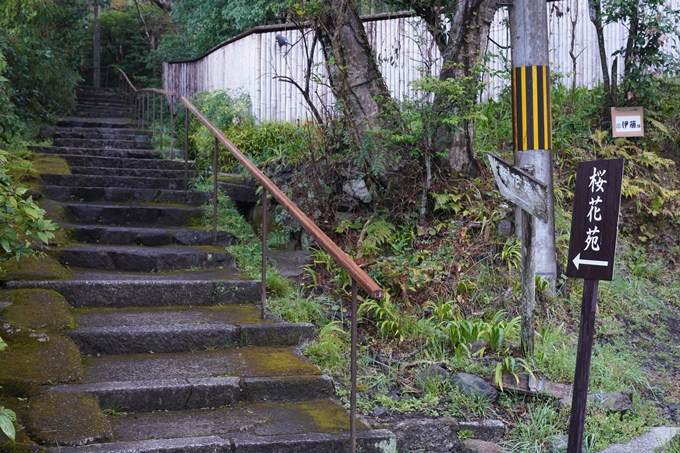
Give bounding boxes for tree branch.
[132,0,155,49]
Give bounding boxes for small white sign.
[611,107,644,137]
[615,116,642,133]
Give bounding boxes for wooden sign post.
[488,153,548,354]
[565,158,624,453]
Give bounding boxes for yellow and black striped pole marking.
[512,66,552,151]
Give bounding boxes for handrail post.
[184,107,189,190]
[160,94,164,152]
[169,95,175,159]
[212,136,218,246]
[350,279,358,453]
[152,92,156,141]
[261,190,267,320]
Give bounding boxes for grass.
[194,81,680,451]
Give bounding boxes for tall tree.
[387,0,499,175]
[310,0,403,177]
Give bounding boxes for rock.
[267,250,313,279]
[343,179,371,203]
[469,339,488,356]
[451,373,498,401]
[459,439,502,453]
[416,364,449,386]
[587,391,633,412]
[457,420,507,442]
[497,219,513,237]
[369,407,386,418]
[391,418,458,453]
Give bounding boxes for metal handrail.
[180,98,383,299]
[116,68,381,452]
[116,68,383,298]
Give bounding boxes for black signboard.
[566,158,624,281]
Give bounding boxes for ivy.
[0,151,58,263]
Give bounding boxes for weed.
[494,357,534,392]
[504,401,563,452]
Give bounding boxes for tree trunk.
[427,0,498,175]
[314,0,402,177]
[589,0,612,105]
[623,1,639,79]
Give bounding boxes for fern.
[358,219,395,257]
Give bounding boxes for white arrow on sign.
[572,253,609,270]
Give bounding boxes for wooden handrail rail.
[119,69,138,92]
[180,96,383,299]
[116,68,382,299]
[118,69,175,96]
[139,87,175,96]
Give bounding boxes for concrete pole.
[93,5,101,88]
[510,0,557,292]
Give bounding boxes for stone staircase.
[0,86,394,452]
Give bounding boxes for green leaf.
[0,408,17,443]
[648,118,669,134]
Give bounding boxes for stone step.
[66,305,314,354]
[50,375,332,413]
[76,98,128,106]
[58,244,233,272]
[41,127,151,139]
[70,166,194,179]
[65,224,234,247]
[57,117,136,128]
[41,185,208,205]
[74,109,129,118]
[53,138,154,149]
[60,202,204,226]
[50,345,326,411]
[42,174,184,190]
[2,269,261,307]
[31,145,163,159]
[41,402,395,452]
[60,155,188,170]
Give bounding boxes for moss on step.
[31,156,70,176]
[35,199,65,226]
[233,347,320,377]
[1,290,74,332]
[0,336,83,397]
[0,256,70,282]
[26,392,112,446]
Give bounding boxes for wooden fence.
[163,2,680,122]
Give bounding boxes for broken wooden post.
[488,153,548,355]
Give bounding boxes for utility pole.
[93,4,101,88]
[510,0,557,292]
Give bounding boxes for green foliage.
[504,401,564,452]
[0,50,18,141]
[0,406,16,443]
[0,0,88,123]
[357,219,395,258]
[359,293,403,342]
[92,1,176,88]
[177,90,302,177]
[304,321,349,378]
[493,356,534,392]
[496,237,522,272]
[589,130,679,221]
[167,0,292,57]
[603,0,680,104]
[0,151,58,263]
